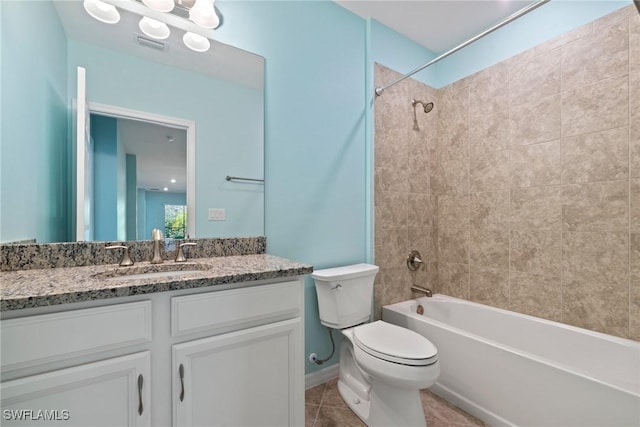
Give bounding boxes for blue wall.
[144,191,187,240]
[126,154,137,241]
[92,114,119,241]
[212,1,368,373]
[0,0,69,243]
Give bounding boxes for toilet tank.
[312,264,379,329]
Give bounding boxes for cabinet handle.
[137,374,144,416]
[179,364,185,402]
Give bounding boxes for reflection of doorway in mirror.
[84,103,195,242]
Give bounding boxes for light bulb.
[83,0,120,24]
[183,32,210,52]
[189,0,220,29]
[141,0,174,13]
[139,17,170,40]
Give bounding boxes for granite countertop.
[0,254,313,311]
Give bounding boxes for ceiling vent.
[135,34,168,51]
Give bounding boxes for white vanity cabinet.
[173,319,301,426]
[1,352,151,427]
[0,277,305,427]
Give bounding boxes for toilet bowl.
[312,264,440,427]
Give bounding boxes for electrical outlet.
[208,208,226,221]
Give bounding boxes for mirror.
[0,0,265,244]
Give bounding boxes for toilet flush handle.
[331,284,342,291]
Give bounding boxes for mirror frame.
[78,102,196,241]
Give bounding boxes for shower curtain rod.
[375,0,551,96]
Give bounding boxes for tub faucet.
[411,285,433,297]
[151,228,164,264]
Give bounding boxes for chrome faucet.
[411,285,433,297]
[150,228,164,264]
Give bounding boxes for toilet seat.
[353,321,438,366]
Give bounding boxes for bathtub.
[383,294,640,427]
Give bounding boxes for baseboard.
[305,363,339,389]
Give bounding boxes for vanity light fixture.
[188,0,220,29]
[141,0,175,13]
[82,0,222,53]
[163,187,169,191]
[183,32,210,52]
[139,16,171,39]
[83,0,120,24]
[171,178,177,183]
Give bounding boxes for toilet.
[312,263,439,427]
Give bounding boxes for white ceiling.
[115,118,187,193]
[335,0,534,53]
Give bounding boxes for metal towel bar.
[225,175,264,183]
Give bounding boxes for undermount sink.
[94,262,210,281]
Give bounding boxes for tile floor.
[305,379,487,427]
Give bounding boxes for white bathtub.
[382,294,640,427]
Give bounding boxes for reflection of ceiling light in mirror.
[171,179,177,183]
[139,17,170,40]
[141,0,175,13]
[164,187,169,191]
[189,0,220,29]
[183,32,210,52]
[83,0,120,24]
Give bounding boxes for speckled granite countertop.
[0,254,313,311]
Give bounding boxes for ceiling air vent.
[135,34,168,51]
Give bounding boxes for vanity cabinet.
[0,278,304,427]
[173,319,301,426]
[1,352,150,426]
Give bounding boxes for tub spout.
[411,285,432,297]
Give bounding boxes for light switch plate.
[208,208,226,221]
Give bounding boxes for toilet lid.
[353,321,438,366]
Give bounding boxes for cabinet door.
[173,318,303,427]
[1,352,150,427]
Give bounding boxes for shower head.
[411,99,434,114]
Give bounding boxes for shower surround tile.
[630,234,640,340]
[438,263,469,300]
[468,63,509,117]
[562,231,630,337]
[510,230,562,277]
[470,149,510,192]
[375,5,638,342]
[561,20,628,92]
[470,266,509,309]
[510,187,562,231]
[509,50,560,107]
[374,228,408,269]
[431,157,469,195]
[561,127,629,184]
[510,140,562,188]
[631,64,640,141]
[509,94,561,146]
[469,109,509,155]
[561,75,628,137]
[562,181,629,232]
[533,22,592,56]
[631,139,640,178]
[510,271,562,322]
[631,179,640,232]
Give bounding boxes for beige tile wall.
[373,63,438,319]
[374,5,640,341]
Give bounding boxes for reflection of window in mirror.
[165,205,187,239]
